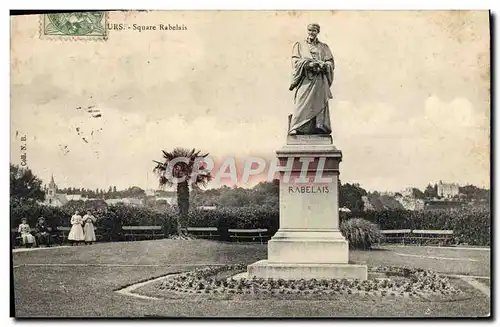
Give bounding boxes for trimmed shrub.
[186,206,280,240]
[340,218,383,249]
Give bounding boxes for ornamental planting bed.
[134,263,468,301]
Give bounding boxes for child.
[18,218,36,248]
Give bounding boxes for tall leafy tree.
[339,182,367,212]
[153,148,212,234]
[10,164,45,202]
[411,187,425,199]
[424,183,438,198]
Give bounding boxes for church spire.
[49,174,57,189]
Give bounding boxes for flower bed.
[153,264,463,299]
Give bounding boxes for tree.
[411,187,425,199]
[123,186,146,198]
[459,185,490,202]
[217,187,252,207]
[153,148,212,234]
[424,183,438,199]
[251,180,279,208]
[339,182,367,212]
[10,164,45,202]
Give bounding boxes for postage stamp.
[40,12,108,40]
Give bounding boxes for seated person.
[18,218,36,248]
[35,217,52,247]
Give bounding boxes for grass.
[12,239,491,318]
[353,246,490,277]
[478,279,491,288]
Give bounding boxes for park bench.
[11,228,23,247]
[57,226,71,244]
[410,229,454,246]
[122,225,163,241]
[380,229,412,245]
[11,227,61,247]
[186,227,219,239]
[228,228,268,244]
[57,226,109,243]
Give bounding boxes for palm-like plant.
[153,148,212,235]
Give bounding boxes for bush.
[340,218,382,250]
[186,206,280,239]
[341,207,490,246]
[10,198,490,246]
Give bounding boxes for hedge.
[340,207,490,246]
[10,199,490,246]
[10,199,178,241]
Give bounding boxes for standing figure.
[68,211,85,246]
[35,216,53,247]
[82,211,97,245]
[18,218,36,248]
[288,23,335,135]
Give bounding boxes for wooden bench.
[11,228,23,247]
[228,228,268,244]
[12,227,61,247]
[186,227,219,239]
[410,229,454,246]
[57,226,71,243]
[57,226,109,243]
[122,226,163,241]
[380,229,412,245]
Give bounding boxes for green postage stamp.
[41,12,107,40]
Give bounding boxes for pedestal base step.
[247,260,368,280]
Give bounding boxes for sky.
[10,10,490,192]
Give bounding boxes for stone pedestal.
[247,134,367,280]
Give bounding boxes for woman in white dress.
[18,218,36,247]
[83,211,97,244]
[68,211,85,245]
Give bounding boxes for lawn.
[12,239,491,318]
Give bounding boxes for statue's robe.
[289,39,335,135]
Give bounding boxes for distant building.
[43,175,68,207]
[401,187,415,198]
[396,196,425,211]
[105,198,143,206]
[144,189,177,206]
[197,205,217,210]
[156,196,176,205]
[437,181,459,198]
[361,196,375,211]
[66,194,85,201]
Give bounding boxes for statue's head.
[307,23,320,41]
